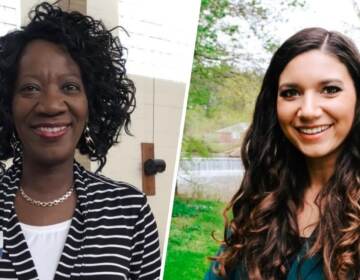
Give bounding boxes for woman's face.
[12,39,88,166]
[276,49,356,161]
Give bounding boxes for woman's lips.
[33,125,69,139]
[297,124,332,135]
[295,124,333,140]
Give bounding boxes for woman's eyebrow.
[278,83,298,90]
[319,79,344,85]
[58,73,82,79]
[279,79,344,90]
[16,73,82,80]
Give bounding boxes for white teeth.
[298,125,331,135]
[38,126,66,133]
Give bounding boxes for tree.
[183,0,306,157]
[190,0,306,109]
[194,0,306,69]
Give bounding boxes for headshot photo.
[164,0,360,279]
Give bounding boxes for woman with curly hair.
[206,27,360,279]
[0,2,160,279]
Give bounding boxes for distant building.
[210,122,249,145]
[216,122,248,143]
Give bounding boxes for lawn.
[163,196,226,279]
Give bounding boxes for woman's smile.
[32,123,71,140]
[294,124,334,142]
[296,124,332,135]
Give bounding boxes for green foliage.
[182,136,214,157]
[187,64,261,119]
[163,197,226,280]
[192,0,307,98]
[194,0,306,69]
[183,69,262,155]
[184,0,307,157]
[211,71,262,122]
[194,0,230,66]
[188,64,230,109]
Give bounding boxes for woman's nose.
[297,93,322,120]
[35,86,66,115]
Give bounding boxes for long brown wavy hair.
[214,28,360,279]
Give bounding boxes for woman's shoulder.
[205,244,247,280]
[75,163,147,206]
[84,169,144,194]
[205,261,244,280]
[205,242,324,280]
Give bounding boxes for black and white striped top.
[0,160,161,279]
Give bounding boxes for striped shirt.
[0,160,161,279]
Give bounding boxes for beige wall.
[0,1,19,35]
[87,0,118,29]
[102,74,185,252]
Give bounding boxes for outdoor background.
[162,0,360,279]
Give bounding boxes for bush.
[182,136,214,157]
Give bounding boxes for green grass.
[163,196,226,279]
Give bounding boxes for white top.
[20,220,71,280]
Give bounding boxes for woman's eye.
[19,84,40,93]
[323,85,341,95]
[279,88,299,98]
[62,83,81,92]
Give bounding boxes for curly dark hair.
[0,1,135,172]
[214,28,360,279]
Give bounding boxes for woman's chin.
[299,146,341,162]
[22,148,75,167]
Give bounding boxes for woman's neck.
[297,156,336,237]
[306,154,336,193]
[20,157,74,201]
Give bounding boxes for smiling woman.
[12,40,88,168]
[277,50,357,163]
[0,2,160,280]
[205,28,360,280]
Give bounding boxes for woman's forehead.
[279,50,352,86]
[17,40,81,79]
